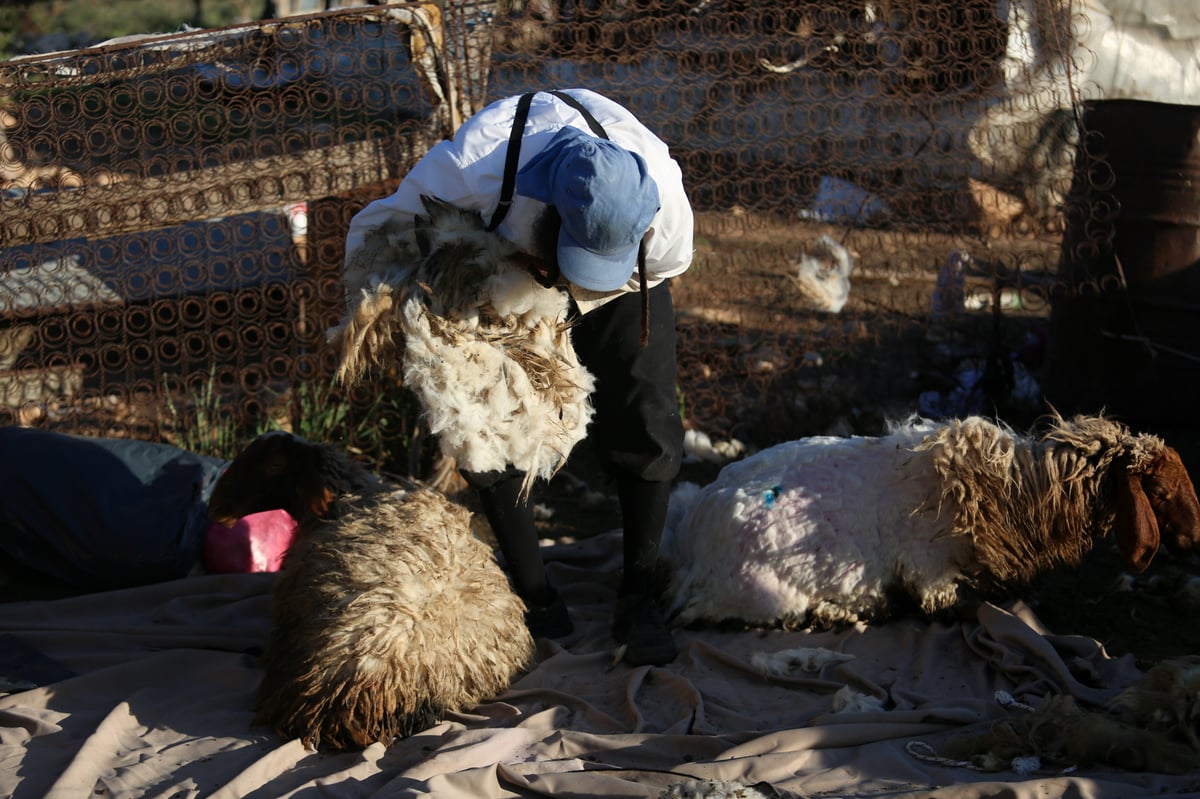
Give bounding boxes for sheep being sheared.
[660,413,1200,630]
[328,194,595,497]
[207,431,534,751]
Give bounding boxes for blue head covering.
[515,126,660,292]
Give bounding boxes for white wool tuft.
[751,646,855,677]
[831,686,887,714]
[683,428,747,465]
[485,267,568,319]
[791,234,854,313]
[399,222,593,488]
[401,294,594,486]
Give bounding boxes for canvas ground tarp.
[2,528,1198,799]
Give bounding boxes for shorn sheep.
[328,194,595,497]
[660,413,1200,630]
[207,431,534,751]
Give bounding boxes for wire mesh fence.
[0,1,1195,474]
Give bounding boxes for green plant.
[161,367,426,472]
[285,376,353,443]
[345,380,427,475]
[269,373,426,474]
[161,368,261,461]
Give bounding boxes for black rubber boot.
[612,593,676,666]
[616,476,673,596]
[612,477,677,665]
[522,588,574,640]
[477,474,573,639]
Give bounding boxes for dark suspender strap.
[547,89,609,140]
[487,91,536,232]
[488,90,611,233]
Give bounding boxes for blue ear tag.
[763,485,782,509]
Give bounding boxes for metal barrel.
[1043,99,1200,430]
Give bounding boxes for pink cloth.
[202,509,298,574]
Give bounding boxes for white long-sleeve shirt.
[343,89,694,309]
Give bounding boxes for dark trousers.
[571,280,684,485]
[466,281,683,600]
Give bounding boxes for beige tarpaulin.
[1,527,1194,798]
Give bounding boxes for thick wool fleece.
[258,488,534,751]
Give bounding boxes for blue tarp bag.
[0,427,227,590]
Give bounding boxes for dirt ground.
[528,211,1200,671]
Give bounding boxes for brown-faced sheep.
[660,413,1200,630]
[208,431,534,751]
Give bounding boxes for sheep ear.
[414,215,432,257]
[1114,468,1160,572]
[308,486,336,520]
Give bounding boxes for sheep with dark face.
[208,431,534,751]
[661,413,1200,630]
